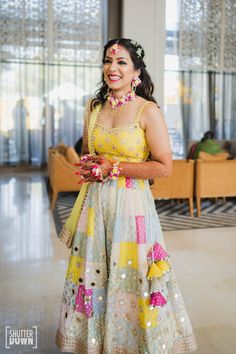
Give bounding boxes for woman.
[187,131,222,160]
[55,38,197,354]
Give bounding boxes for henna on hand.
[75,155,113,182]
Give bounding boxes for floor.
[0,172,236,354]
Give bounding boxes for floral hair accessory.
[130,40,144,59]
[109,43,121,55]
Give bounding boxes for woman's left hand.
[75,155,113,183]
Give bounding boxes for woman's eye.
[104,59,111,64]
[118,61,127,65]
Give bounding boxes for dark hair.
[91,38,157,109]
[201,130,214,142]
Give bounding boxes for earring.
[131,76,141,93]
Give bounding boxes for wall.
[122,0,166,109]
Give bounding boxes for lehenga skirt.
[55,177,197,354]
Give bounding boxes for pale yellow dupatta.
[59,104,101,248]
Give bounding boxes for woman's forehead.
[105,45,131,59]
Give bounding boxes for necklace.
[107,90,136,110]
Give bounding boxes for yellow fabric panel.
[87,207,95,237]
[66,255,84,284]
[117,176,126,188]
[138,297,158,329]
[119,242,138,269]
[138,180,145,189]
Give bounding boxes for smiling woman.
[55,38,197,354]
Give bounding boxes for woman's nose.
[109,61,117,71]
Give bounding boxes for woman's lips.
[108,74,121,83]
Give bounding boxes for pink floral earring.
[131,76,141,93]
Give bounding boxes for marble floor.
[0,172,236,354]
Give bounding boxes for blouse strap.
[135,101,155,123]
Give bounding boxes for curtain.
[179,0,236,154]
[0,0,106,165]
[178,0,236,155]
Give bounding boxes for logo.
[5,326,37,349]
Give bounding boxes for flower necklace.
[107,90,136,110]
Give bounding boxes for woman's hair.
[201,130,215,142]
[91,38,157,109]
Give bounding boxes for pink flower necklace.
[107,90,136,110]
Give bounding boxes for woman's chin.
[107,83,131,93]
[107,82,122,90]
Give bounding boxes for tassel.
[147,262,163,279]
[150,291,167,307]
[156,260,171,273]
[147,242,169,261]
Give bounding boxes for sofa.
[48,145,82,209]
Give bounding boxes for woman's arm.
[119,103,172,179]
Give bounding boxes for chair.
[48,146,82,209]
[195,159,236,216]
[150,160,194,216]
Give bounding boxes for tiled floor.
[0,172,235,354]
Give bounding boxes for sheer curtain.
[179,0,236,155]
[164,0,236,157]
[0,0,106,165]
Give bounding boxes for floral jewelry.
[109,161,122,179]
[76,154,122,182]
[130,40,144,58]
[91,163,103,181]
[131,76,141,88]
[109,43,121,55]
[107,90,136,110]
[79,154,95,163]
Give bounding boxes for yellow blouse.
[92,102,152,163]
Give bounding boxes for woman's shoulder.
[136,96,159,113]
[137,96,160,115]
[137,97,162,128]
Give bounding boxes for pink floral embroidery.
[75,285,93,318]
[135,216,146,244]
[125,177,133,189]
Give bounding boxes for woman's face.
[103,45,139,93]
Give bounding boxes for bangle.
[109,161,122,180]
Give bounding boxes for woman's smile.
[107,74,122,83]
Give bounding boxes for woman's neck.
[112,87,131,98]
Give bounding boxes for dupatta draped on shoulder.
[59,103,101,248]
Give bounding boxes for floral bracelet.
[90,163,104,182]
[90,160,122,182]
[79,155,122,182]
[109,160,122,180]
